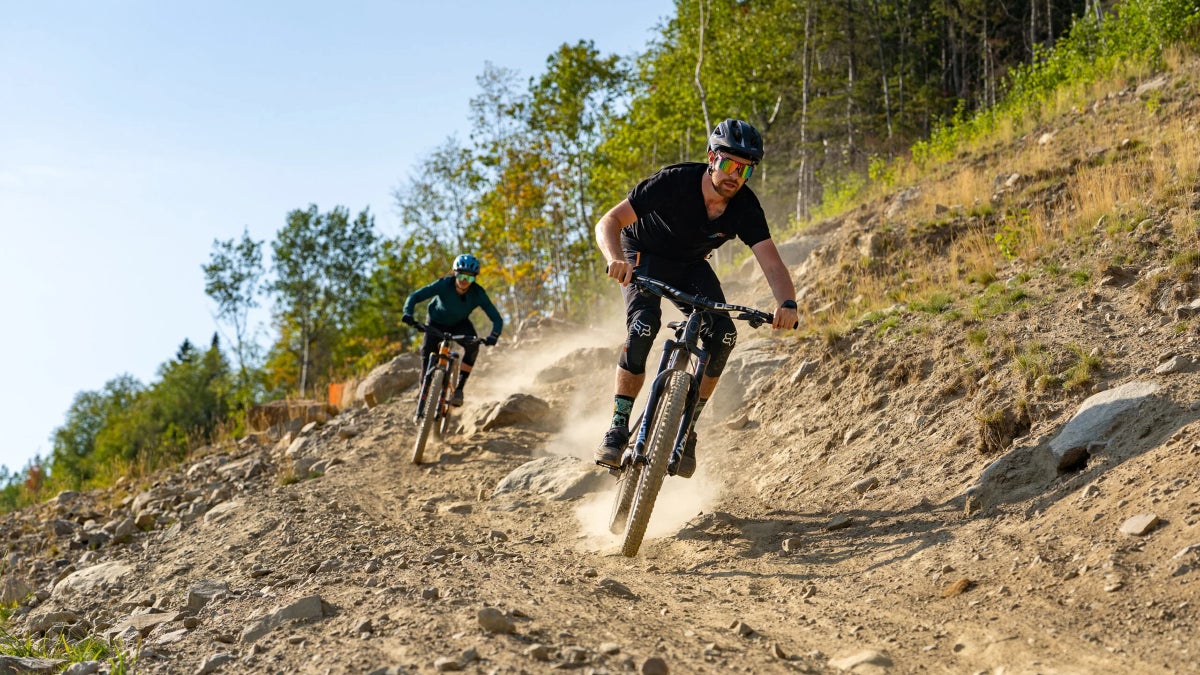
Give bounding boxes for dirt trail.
[6,59,1200,675]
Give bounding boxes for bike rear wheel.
[412,369,445,464]
[620,369,690,556]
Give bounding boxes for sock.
[456,371,471,391]
[688,398,709,432]
[611,395,635,430]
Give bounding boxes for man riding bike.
[594,118,799,477]
[402,253,504,407]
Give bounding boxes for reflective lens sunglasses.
[456,273,476,284]
[715,153,756,180]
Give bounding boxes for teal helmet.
[453,253,481,275]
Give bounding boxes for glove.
[402,314,415,326]
[484,334,499,346]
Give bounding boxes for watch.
[781,300,798,309]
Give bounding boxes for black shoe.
[594,427,630,469]
[675,430,697,478]
[449,389,464,407]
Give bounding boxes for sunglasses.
[456,273,476,284]
[715,153,756,180]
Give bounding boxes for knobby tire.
[412,369,445,464]
[608,411,647,535]
[620,369,690,557]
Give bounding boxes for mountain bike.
[411,322,485,465]
[607,274,781,557]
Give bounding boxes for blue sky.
[0,1,674,474]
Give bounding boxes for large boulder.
[246,400,337,433]
[470,394,552,432]
[356,354,422,408]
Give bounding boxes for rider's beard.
[712,175,741,198]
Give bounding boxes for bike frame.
[619,275,773,476]
[414,322,482,421]
[418,338,462,421]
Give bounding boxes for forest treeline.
[4,0,1197,510]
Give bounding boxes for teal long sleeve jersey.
[403,276,504,336]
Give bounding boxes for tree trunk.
[796,1,814,222]
[694,0,712,136]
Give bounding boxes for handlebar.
[630,273,784,329]
[412,321,488,346]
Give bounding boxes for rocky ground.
[3,60,1200,675]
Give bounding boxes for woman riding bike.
[402,253,504,407]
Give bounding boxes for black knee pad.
[618,309,660,375]
[461,342,480,367]
[701,314,737,377]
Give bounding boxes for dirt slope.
[5,62,1200,675]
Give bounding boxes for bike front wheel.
[620,369,690,556]
[412,369,445,464]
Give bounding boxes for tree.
[270,205,378,396]
[203,227,265,388]
[49,374,143,486]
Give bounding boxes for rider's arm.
[402,279,442,318]
[595,199,638,285]
[476,287,504,337]
[750,239,799,330]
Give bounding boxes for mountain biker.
[402,254,504,407]
[593,118,798,477]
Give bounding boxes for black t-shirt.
[622,162,770,262]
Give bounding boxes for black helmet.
[708,119,764,162]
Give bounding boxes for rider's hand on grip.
[485,334,499,346]
[605,259,633,286]
[402,314,415,326]
[773,305,799,331]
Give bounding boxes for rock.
[477,607,514,634]
[106,611,182,640]
[731,620,756,637]
[829,649,893,672]
[477,394,551,430]
[240,595,328,643]
[434,656,462,671]
[51,562,133,601]
[194,652,236,674]
[202,500,242,525]
[24,609,80,635]
[524,644,552,661]
[0,657,65,674]
[641,656,670,675]
[597,578,638,600]
[850,476,880,494]
[1049,382,1160,470]
[781,538,802,555]
[63,662,102,675]
[0,576,34,605]
[187,580,230,612]
[493,457,607,500]
[1119,514,1160,536]
[826,514,854,531]
[1155,355,1193,375]
[357,354,422,408]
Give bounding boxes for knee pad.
[618,310,660,375]
[461,342,480,367]
[701,315,738,377]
